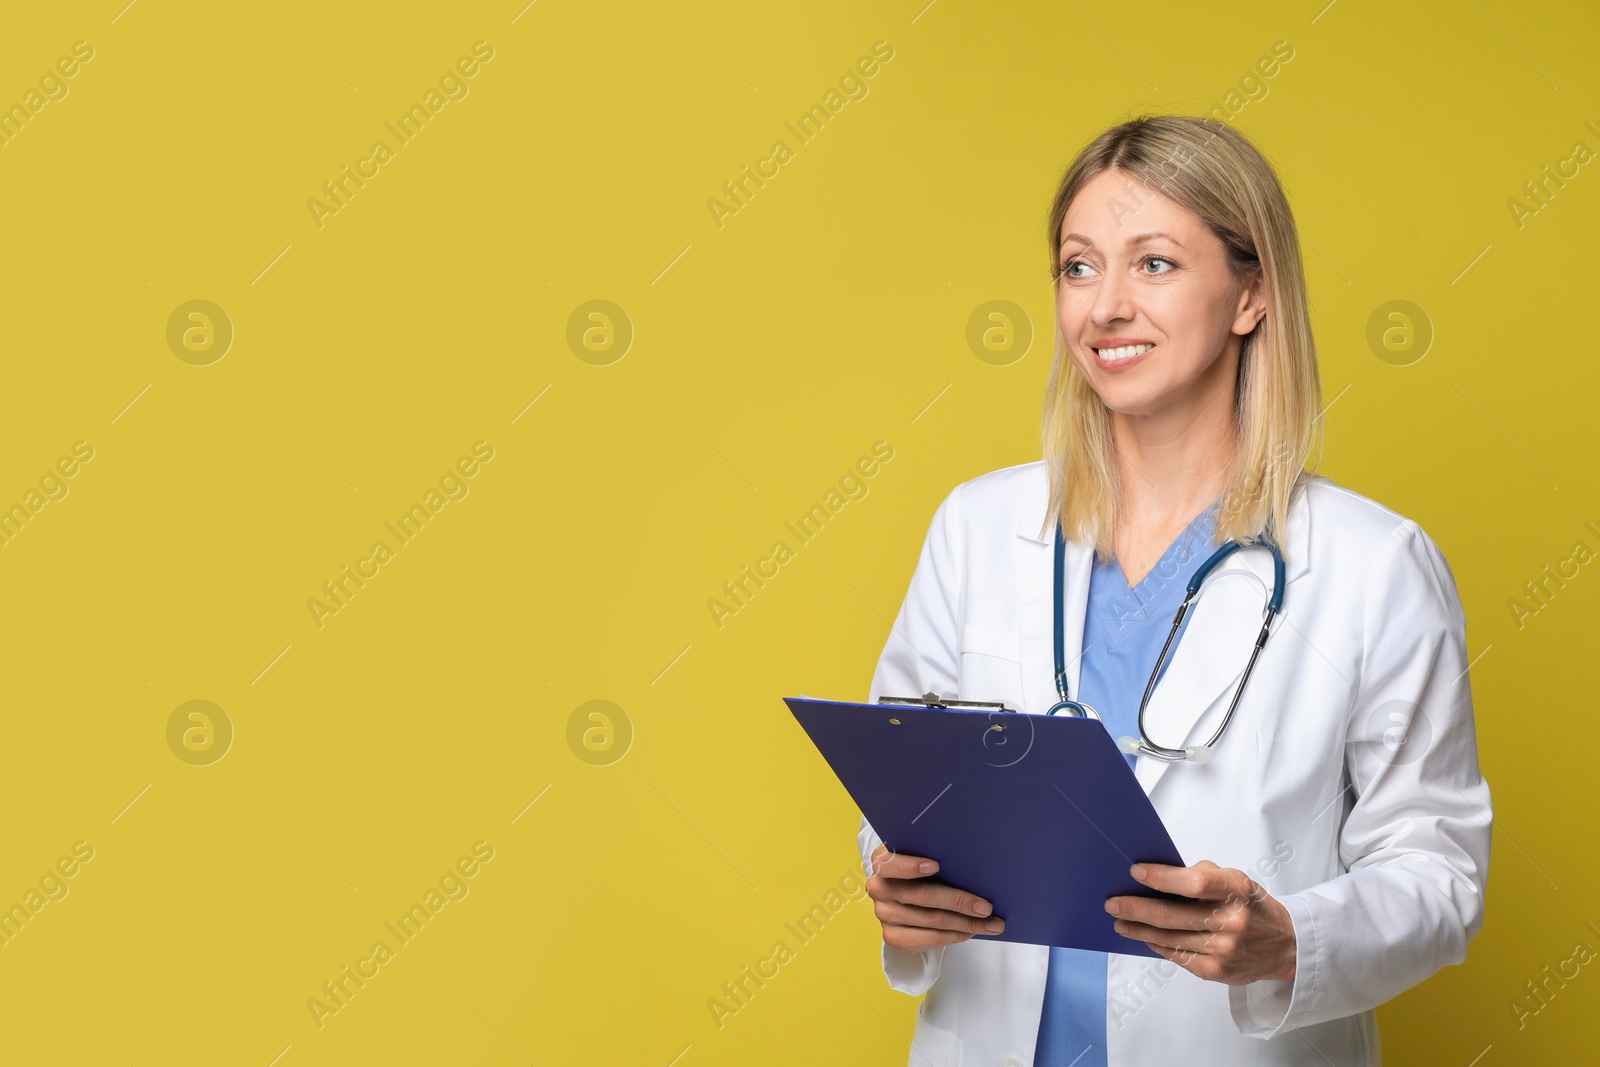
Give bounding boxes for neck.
[1109,346,1239,529]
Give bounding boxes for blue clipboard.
[786,695,1188,957]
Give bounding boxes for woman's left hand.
[1104,859,1297,984]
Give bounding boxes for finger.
[1110,918,1229,955]
[882,923,979,954]
[870,845,940,880]
[890,879,995,919]
[1131,861,1248,902]
[875,897,1006,937]
[1107,893,1238,932]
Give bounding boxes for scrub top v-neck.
[1032,499,1221,1067]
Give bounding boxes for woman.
[857,115,1491,1066]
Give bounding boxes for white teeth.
[1095,343,1153,361]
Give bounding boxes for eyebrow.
[1059,231,1188,251]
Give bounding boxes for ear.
[1231,270,1267,337]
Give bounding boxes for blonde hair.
[1039,114,1322,563]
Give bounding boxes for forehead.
[1058,168,1200,246]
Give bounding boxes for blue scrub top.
[1032,498,1221,1066]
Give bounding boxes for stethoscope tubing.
[1048,518,1283,763]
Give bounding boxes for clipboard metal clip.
[877,692,1018,713]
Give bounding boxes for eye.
[1058,255,1176,281]
[1058,258,1091,280]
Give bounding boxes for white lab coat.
[857,460,1491,1067]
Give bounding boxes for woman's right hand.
[867,844,1005,952]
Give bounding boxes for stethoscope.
[1046,518,1285,764]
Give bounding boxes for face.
[1056,168,1264,418]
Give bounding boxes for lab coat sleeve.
[1229,519,1492,1038]
[856,482,967,997]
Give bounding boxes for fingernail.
[1105,899,1120,916]
[919,860,938,874]
[985,919,1004,933]
[1130,863,1147,879]
[974,900,992,917]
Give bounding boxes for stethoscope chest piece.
[1045,699,1099,720]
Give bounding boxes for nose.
[1089,263,1136,328]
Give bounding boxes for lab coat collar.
[1015,476,1314,799]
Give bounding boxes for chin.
[1100,399,1161,417]
[1093,383,1172,416]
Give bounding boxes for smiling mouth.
[1093,343,1154,361]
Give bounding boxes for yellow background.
[0,0,1594,1063]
